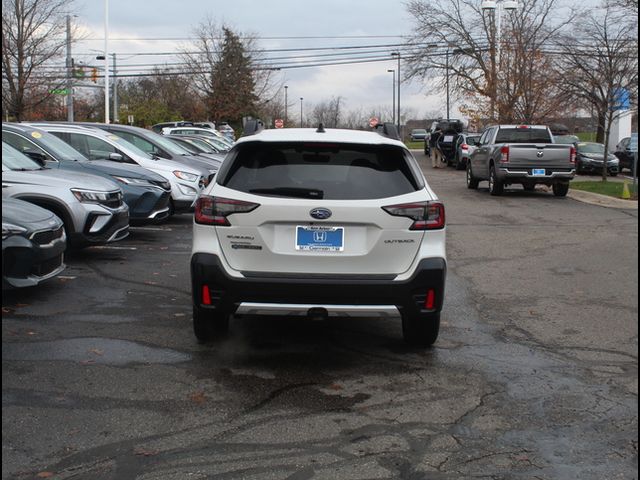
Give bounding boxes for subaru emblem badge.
[310,208,332,220]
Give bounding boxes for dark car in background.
[3,123,171,225]
[575,142,620,176]
[410,128,428,142]
[615,134,637,173]
[2,197,67,289]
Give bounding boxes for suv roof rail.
[375,122,401,141]
[242,119,265,137]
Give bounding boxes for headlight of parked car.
[70,188,115,204]
[2,222,27,239]
[173,170,199,182]
[112,176,155,186]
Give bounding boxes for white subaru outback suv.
[190,122,447,346]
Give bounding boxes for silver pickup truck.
[466,125,576,196]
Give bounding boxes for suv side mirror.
[23,150,48,167]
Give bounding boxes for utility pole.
[284,85,288,126]
[300,98,304,128]
[104,0,110,123]
[446,50,450,120]
[392,52,401,136]
[112,53,118,123]
[66,15,74,121]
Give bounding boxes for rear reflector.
[425,289,436,310]
[202,285,212,305]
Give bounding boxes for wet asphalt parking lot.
[2,153,638,480]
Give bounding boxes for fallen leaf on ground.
[88,349,104,356]
[189,391,207,404]
[134,447,159,457]
[36,472,54,478]
[328,383,343,391]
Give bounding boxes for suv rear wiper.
[249,187,324,199]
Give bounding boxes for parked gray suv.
[2,143,129,248]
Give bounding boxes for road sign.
[274,118,284,129]
[629,133,638,153]
[48,88,68,95]
[369,117,379,128]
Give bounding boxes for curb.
[568,189,638,210]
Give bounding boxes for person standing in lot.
[430,128,445,168]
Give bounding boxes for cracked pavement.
[2,154,638,480]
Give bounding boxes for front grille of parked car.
[102,191,123,209]
[31,254,63,277]
[31,226,64,246]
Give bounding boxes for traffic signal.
[91,68,98,83]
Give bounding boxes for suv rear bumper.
[191,253,447,318]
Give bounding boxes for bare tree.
[179,19,278,131]
[2,0,73,121]
[309,96,344,128]
[558,5,638,181]
[403,0,576,124]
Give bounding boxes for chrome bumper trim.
[235,303,400,318]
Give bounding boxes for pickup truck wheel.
[552,182,570,197]
[466,162,479,189]
[489,166,504,196]
[402,312,440,347]
[193,306,229,343]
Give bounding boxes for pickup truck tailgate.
[505,144,573,169]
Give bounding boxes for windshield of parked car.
[554,135,580,144]
[118,130,190,157]
[495,127,552,144]
[26,129,90,161]
[578,143,606,154]
[220,142,423,200]
[2,142,44,170]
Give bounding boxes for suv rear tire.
[193,306,229,343]
[402,312,440,347]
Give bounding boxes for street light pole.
[391,52,401,135]
[446,50,450,120]
[300,97,304,128]
[112,53,118,123]
[387,69,396,124]
[104,0,110,124]
[481,0,518,122]
[66,15,74,122]
[284,85,288,126]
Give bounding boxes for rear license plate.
[532,169,546,176]
[296,226,344,252]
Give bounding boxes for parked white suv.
[190,122,447,346]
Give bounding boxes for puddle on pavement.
[2,337,191,365]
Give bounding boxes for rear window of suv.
[218,142,423,200]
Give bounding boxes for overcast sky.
[74,0,448,121]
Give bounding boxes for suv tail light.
[382,201,445,230]
[194,196,260,226]
[461,143,469,152]
[500,146,510,163]
[569,146,577,165]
